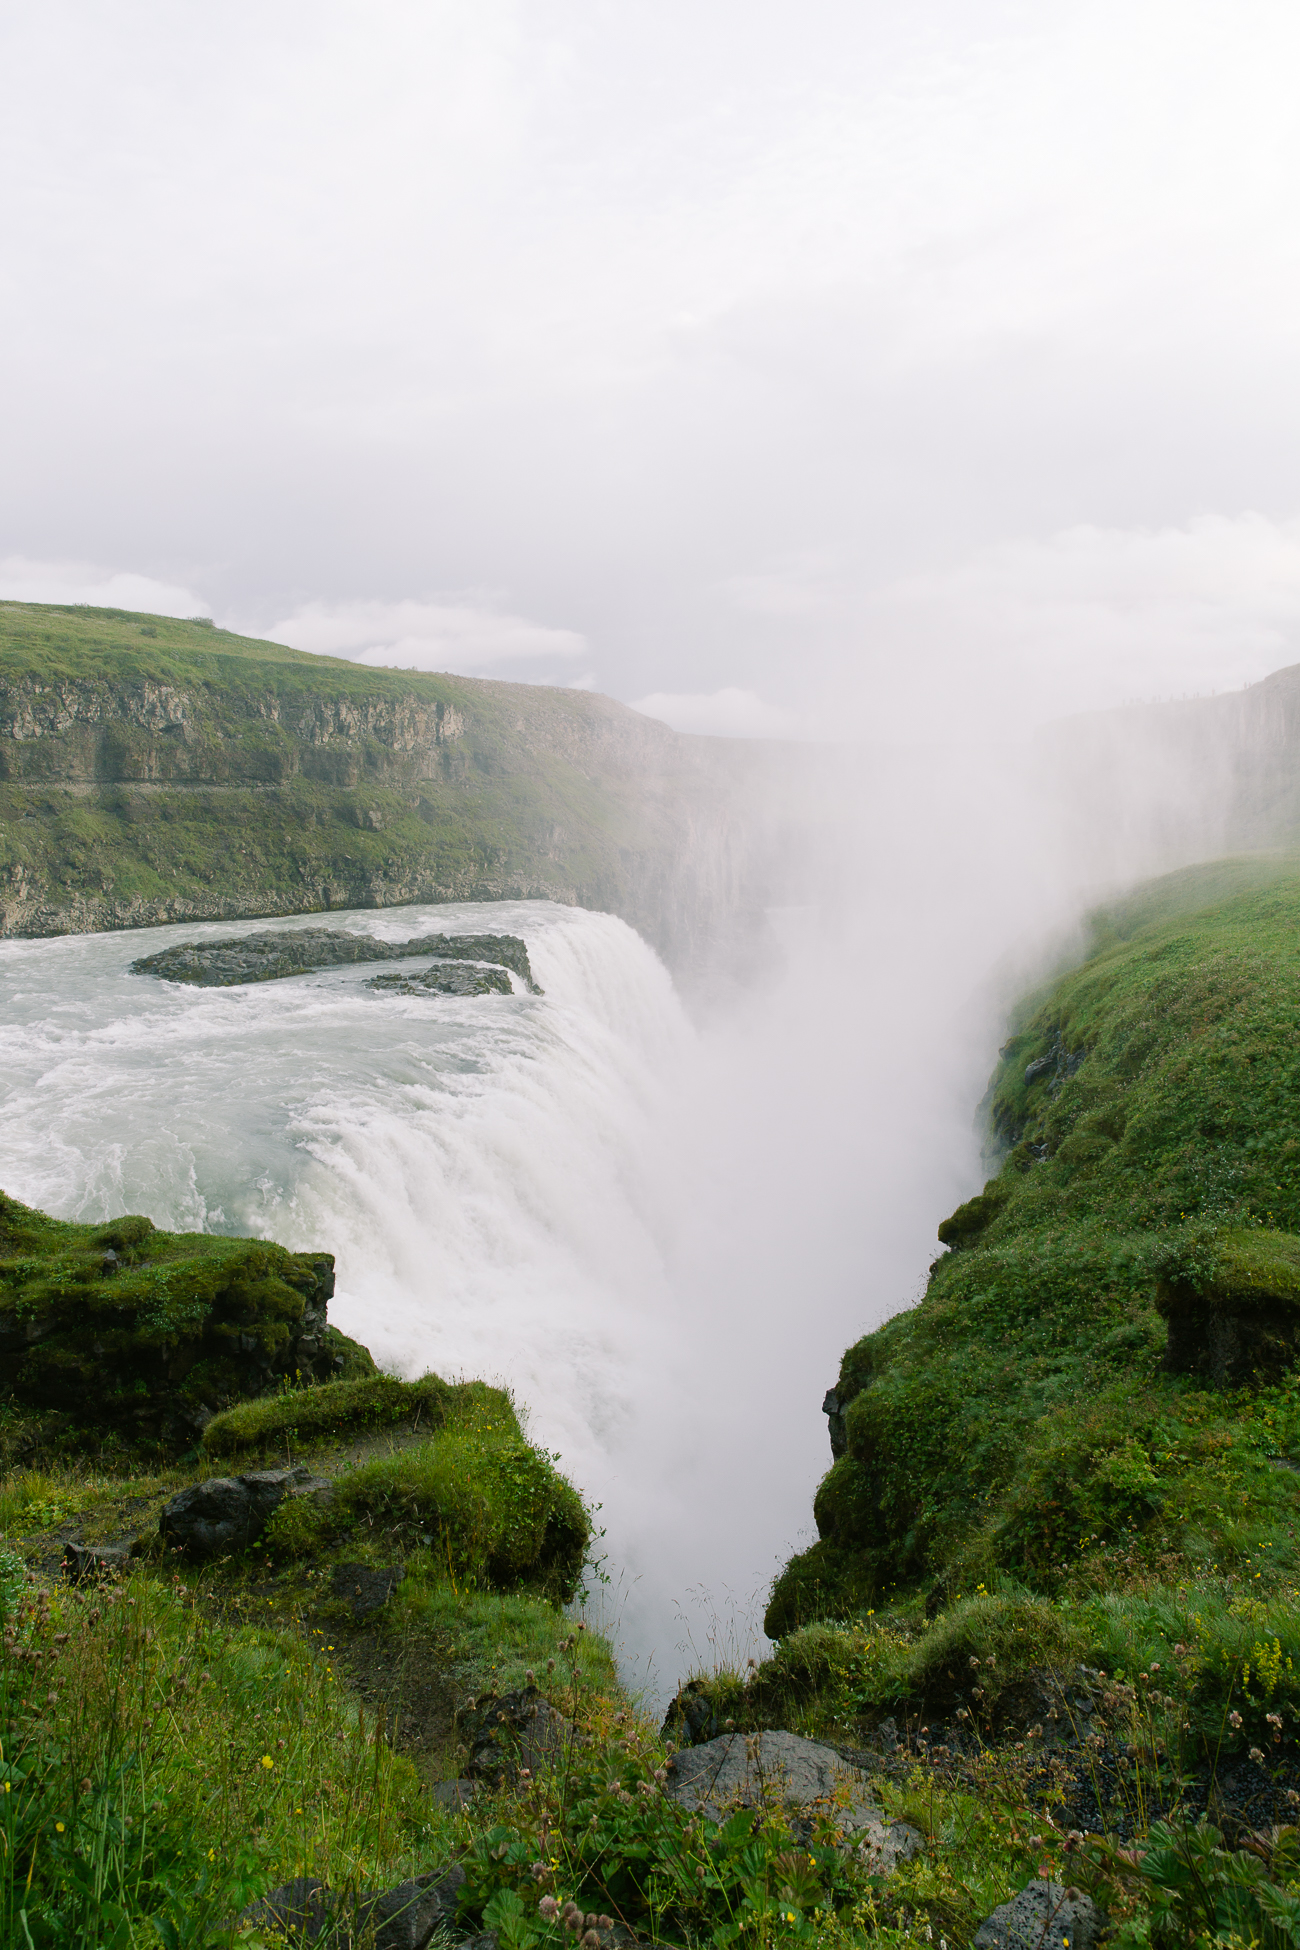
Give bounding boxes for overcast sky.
[4,1,1300,737]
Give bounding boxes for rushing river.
[0,893,993,1699]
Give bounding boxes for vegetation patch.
[201,1372,453,1462]
[0,1192,340,1451]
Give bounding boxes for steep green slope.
[770,853,1300,1633]
[0,601,774,971]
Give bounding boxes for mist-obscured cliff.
[0,601,804,980]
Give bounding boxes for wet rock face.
[131,927,540,992]
[159,1466,312,1557]
[823,1387,847,1459]
[368,963,513,998]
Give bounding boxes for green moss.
[331,1409,590,1603]
[202,1372,448,1460]
[0,1190,340,1447]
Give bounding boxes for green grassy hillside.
[771,853,1300,1634]
[0,601,773,972]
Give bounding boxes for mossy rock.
[0,1190,344,1447]
[1157,1227,1300,1383]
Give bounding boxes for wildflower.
[55,1822,65,1833]
[538,1896,559,1920]
[1267,1713,1283,1729]
[1287,1790,1300,1807]
[1250,1747,1265,1764]
[1229,1711,1243,1730]
[260,1755,274,1770]
[581,1933,600,1949]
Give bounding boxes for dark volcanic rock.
[132,927,539,991]
[62,1541,131,1582]
[238,1876,335,1943]
[331,1561,406,1618]
[972,1880,1103,1950]
[358,1869,464,1950]
[160,1465,310,1557]
[459,1685,571,1785]
[238,1866,464,1950]
[368,962,513,997]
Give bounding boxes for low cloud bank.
[262,597,587,676]
[0,557,211,619]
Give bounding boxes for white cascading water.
[0,732,1231,1700]
[0,900,838,1696]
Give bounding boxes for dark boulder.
[160,1466,311,1556]
[459,1685,571,1785]
[237,1866,464,1950]
[62,1541,132,1582]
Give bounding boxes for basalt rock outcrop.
[368,963,513,997]
[159,1465,316,1556]
[131,926,539,992]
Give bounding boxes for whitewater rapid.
[0,902,686,1447]
[0,889,997,1698]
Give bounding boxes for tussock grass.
[0,1569,445,1943]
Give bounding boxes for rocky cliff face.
[0,602,803,983]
